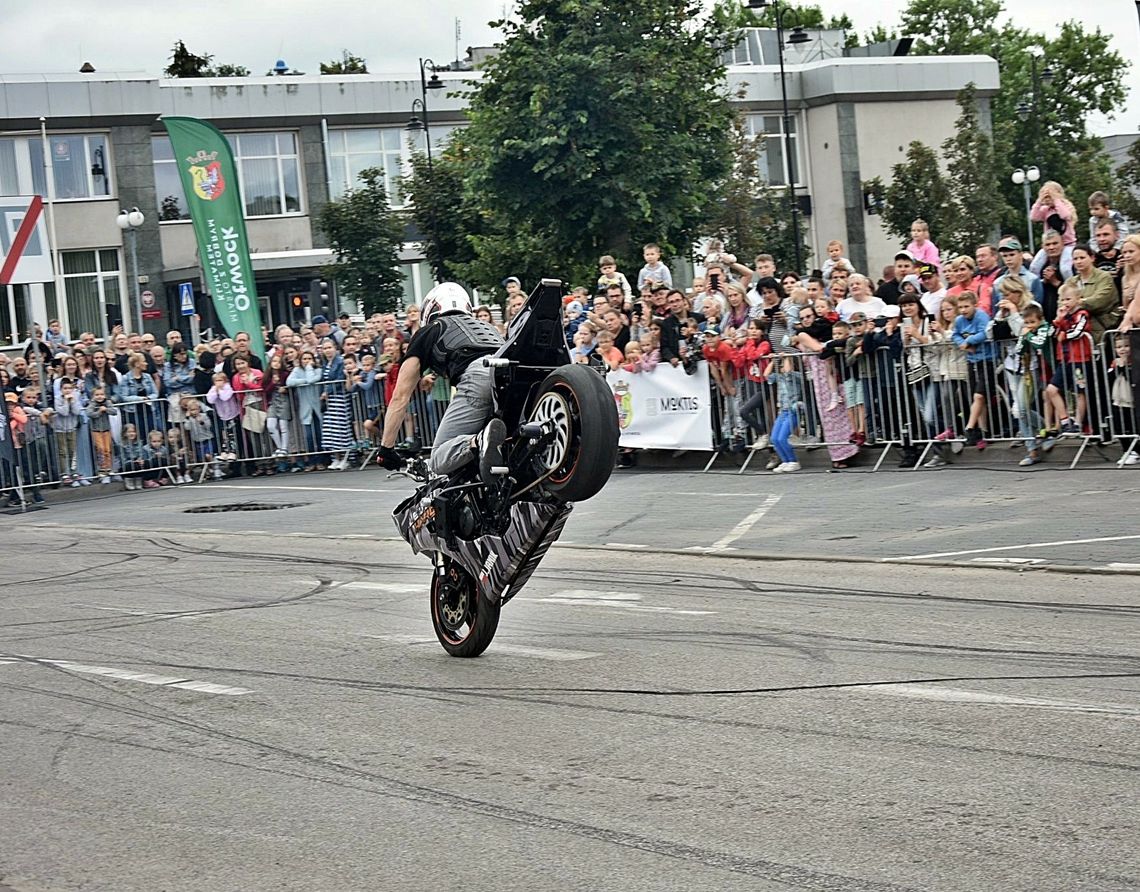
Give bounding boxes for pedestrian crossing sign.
[179,282,195,316]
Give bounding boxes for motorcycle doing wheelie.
[393,279,620,657]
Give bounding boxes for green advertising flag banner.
[162,116,265,357]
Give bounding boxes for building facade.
[0,36,998,345]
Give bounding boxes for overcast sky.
[1,0,1136,135]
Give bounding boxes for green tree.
[320,51,368,75]
[862,23,899,45]
[940,84,1003,256]
[458,0,746,287]
[882,142,953,247]
[163,41,248,78]
[899,1,1128,240]
[210,63,250,77]
[164,41,213,78]
[706,112,809,270]
[317,169,405,314]
[403,140,481,284]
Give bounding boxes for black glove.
[378,445,406,470]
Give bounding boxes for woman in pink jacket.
[1030,181,1078,246]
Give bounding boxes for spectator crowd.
[2,181,1139,508]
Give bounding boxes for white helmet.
[421,282,472,323]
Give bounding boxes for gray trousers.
[430,363,496,475]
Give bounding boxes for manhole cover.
[184,502,306,514]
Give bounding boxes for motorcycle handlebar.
[482,358,514,368]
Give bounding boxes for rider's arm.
[380,356,422,448]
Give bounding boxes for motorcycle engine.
[454,498,481,540]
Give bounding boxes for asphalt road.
[1,474,1138,892]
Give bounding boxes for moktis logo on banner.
[185,151,226,201]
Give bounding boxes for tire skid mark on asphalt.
[363,634,600,662]
[0,683,917,892]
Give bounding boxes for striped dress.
[319,360,352,452]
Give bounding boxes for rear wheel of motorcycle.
[530,365,619,502]
[430,559,500,657]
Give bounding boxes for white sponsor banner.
[606,362,712,450]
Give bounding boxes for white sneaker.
[79,478,92,486]
[751,435,770,450]
[773,461,801,473]
[181,474,193,484]
[1120,450,1140,466]
[212,467,224,480]
[100,476,111,485]
[70,479,81,488]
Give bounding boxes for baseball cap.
[566,300,583,314]
[894,250,915,263]
[918,264,939,278]
[900,274,923,292]
[998,238,1023,253]
[883,305,901,318]
[849,312,868,323]
[502,276,521,287]
[703,326,721,337]
[311,315,328,325]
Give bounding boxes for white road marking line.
[970,557,1047,565]
[709,494,782,552]
[550,590,642,601]
[210,484,397,494]
[518,590,714,615]
[1107,563,1140,570]
[334,581,425,593]
[364,634,598,661]
[604,542,647,549]
[863,683,1140,717]
[72,604,163,616]
[884,532,1140,562]
[33,659,252,695]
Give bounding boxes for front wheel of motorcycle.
[529,364,620,502]
[430,559,500,657]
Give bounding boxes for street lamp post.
[1011,166,1041,254]
[116,207,145,335]
[407,58,444,169]
[746,1,811,273]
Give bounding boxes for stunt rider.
[378,282,508,481]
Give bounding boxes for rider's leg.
[429,364,496,476]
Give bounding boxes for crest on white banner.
[606,362,713,451]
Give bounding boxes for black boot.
[476,419,507,486]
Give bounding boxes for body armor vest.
[428,313,504,381]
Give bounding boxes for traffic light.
[308,279,331,317]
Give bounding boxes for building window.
[0,134,111,200]
[152,131,303,220]
[746,114,802,188]
[327,125,464,206]
[47,249,123,339]
[234,132,302,217]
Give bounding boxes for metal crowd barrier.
[1,372,451,509]
[696,327,1137,473]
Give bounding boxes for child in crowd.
[844,313,873,445]
[85,386,119,483]
[1108,333,1137,465]
[1044,282,1092,438]
[821,240,852,283]
[563,300,585,343]
[822,319,861,430]
[951,291,996,448]
[737,319,773,449]
[637,242,673,291]
[1013,303,1053,465]
[142,429,170,489]
[570,324,596,363]
[1087,190,1128,246]
[183,397,222,480]
[265,352,296,469]
[52,379,84,486]
[702,326,746,451]
[621,339,660,374]
[905,219,941,272]
[18,387,53,493]
[167,428,191,484]
[592,330,624,372]
[769,355,803,473]
[119,423,147,491]
[596,254,632,300]
[6,391,43,504]
[929,295,969,445]
[207,371,241,462]
[44,319,68,352]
